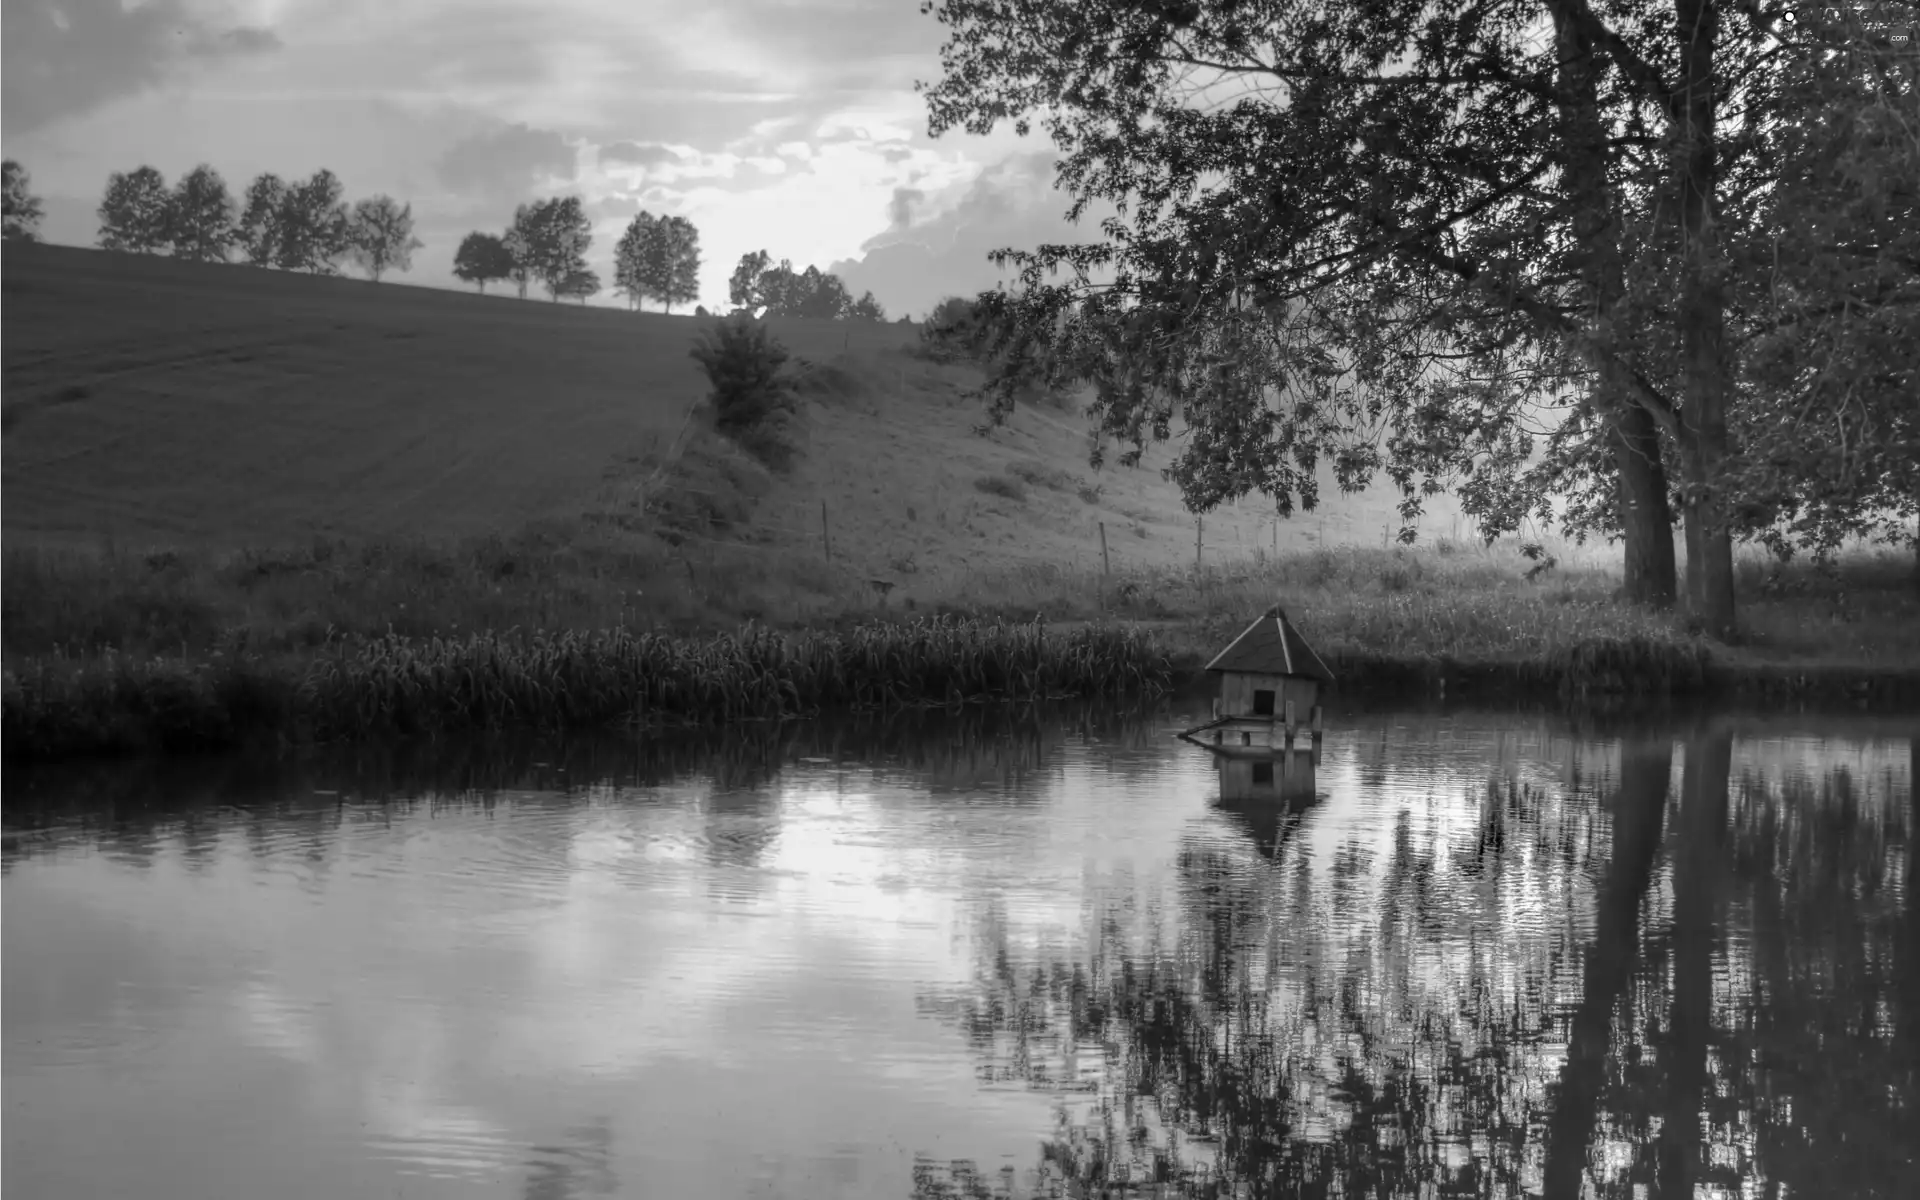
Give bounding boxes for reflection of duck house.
[1217,749,1319,807]
[1180,605,1332,764]
[1215,758,1320,858]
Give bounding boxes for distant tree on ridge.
[236,173,290,266]
[97,166,173,253]
[3,160,46,243]
[346,195,424,282]
[453,231,517,294]
[167,164,238,262]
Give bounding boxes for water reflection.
[4,704,1915,1200]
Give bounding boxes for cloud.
[598,142,681,169]
[885,186,923,231]
[435,123,578,202]
[2,0,282,137]
[829,152,1119,322]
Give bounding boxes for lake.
[4,700,1916,1199]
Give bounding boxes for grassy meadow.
[5,243,1917,759]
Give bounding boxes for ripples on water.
[4,701,1916,1199]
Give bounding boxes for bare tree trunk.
[1612,393,1678,608]
[1673,0,1738,638]
[1553,3,1679,611]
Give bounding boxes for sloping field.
[1,244,917,550]
[740,347,1481,596]
[2,241,1484,579]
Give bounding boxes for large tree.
[167,164,237,262]
[3,159,46,242]
[508,197,592,300]
[915,0,1919,635]
[236,173,290,266]
[346,194,424,282]
[452,231,516,294]
[97,165,172,253]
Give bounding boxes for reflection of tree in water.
[917,732,1917,1199]
[520,1116,618,1199]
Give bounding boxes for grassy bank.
[2,613,1170,761]
[6,529,1916,761]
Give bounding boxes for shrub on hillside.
[918,295,986,362]
[688,314,799,469]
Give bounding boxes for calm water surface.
[4,702,1916,1199]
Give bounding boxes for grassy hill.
[1,241,1479,559]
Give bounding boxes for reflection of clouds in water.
[232,976,522,1184]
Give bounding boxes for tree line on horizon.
[451,201,891,321]
[9,160,906,322]
[6,158,425,280]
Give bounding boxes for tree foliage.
[615,212,703,312]
[236,173,290,267]
[452,231,517,293]
[501,216,534,299]
[346,195,424,282]
[97,166,172,253]
[848,290,887,322]
[3,160,46,243]
[557,266,602,304]
[728,249,772,312]
[913,0,1920,634]
[727,250,861,318]
[690,315,798,435]
[614,216,651,310]
[507,197,593,301]
[1713,21,1920,561]
[273,169,353,273]
[167,164,237,263]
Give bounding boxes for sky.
[0,0,1119,319]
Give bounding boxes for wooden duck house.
[1180,605,1333,760]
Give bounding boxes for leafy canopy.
[168,164,238,263]
[453,231,517,293]
[97,166,173,253]
[347,195,425,282]
[3,160,46,243]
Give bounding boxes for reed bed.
[2,617,1172,761]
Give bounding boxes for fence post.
[1099,522,1111,577]
[822,500,832,562]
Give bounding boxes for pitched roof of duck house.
[1203,605,1336,682]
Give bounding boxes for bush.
[688,314,798,467]
[919,295,986,363]
[974,474,1028,502]
[694,304,710,317]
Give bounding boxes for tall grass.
[3,617,1171,761]
[939,538,1919,697]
